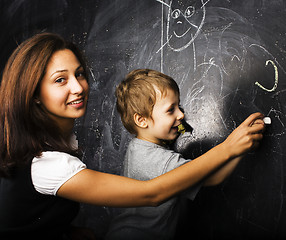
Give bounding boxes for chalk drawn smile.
[173,21,199,38]
[173,27,191,38]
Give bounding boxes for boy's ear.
[134,113,148,129]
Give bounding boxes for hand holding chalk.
[263,117,271,125]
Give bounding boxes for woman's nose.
[70,77,84,95]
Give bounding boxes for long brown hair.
[0,32,88,177]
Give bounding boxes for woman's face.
[38,49,89,131]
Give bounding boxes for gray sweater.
[106,138,201,240]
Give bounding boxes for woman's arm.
[57,113,264,207]
[57,142,230,207]
[203,117,265,186]
[203,156,242,186]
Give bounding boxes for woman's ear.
[134,113,148,129]
[34,97,41,105]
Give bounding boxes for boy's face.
[143,88,184,145]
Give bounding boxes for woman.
[0,33,265,239]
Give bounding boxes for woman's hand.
[223,112,265,158]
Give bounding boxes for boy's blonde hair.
[116,69,180,135]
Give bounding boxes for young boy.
[106,69,263,240]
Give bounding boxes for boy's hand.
[223,112,265,158]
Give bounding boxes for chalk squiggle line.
[255,60,278,92]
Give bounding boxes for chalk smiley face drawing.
[169,3,197,38]
[161,0,208,52]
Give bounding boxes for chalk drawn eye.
[171,9,181,19]
[185,6,195,18]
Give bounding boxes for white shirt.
[31,135,86,195]
[31,152,86,195]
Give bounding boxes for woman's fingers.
[241,112,264,127]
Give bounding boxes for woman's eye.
[55,78,65,83]
[76,71,86,79]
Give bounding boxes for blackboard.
[1,0,286,239]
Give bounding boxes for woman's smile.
[67,98,85,108]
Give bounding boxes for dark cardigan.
[0,162,79,239]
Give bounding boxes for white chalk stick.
[263,117,271,125]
